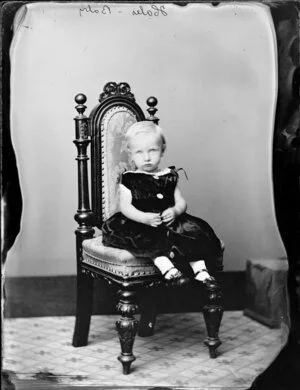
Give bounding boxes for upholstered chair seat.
[82,234,161,280]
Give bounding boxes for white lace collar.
[123,168,171,176]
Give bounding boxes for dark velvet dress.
[102,167,222,272]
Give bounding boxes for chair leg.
[138,288,157,337]
[116,288,139,375]
[72,271,94,347]
[202,280,223,358]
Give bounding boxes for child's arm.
[119,184,162,227]
[173,185,187,215]
[161,185,187,225]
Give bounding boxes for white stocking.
[154,256,179,279]
[190,260,212,282]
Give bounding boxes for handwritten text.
[78,4,168,18]
[79,4,111,17]
[132,5,167,17]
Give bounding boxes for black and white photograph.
[1,1,299,389]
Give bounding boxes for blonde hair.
[125,121,166,152]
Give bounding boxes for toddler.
[102,121,222,287]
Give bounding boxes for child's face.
[129,132,163,172]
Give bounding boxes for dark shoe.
[163,267,190,287]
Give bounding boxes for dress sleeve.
[119,172,132,190]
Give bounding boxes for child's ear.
[127,148,134,166]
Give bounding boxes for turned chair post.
[114,96,161,373]
[202,244,225,358]
[72,94,95,347]
[116,286,139,375]
[203,281,223,358]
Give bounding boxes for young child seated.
[102,121,222,287]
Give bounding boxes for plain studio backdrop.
[6,2,286,277]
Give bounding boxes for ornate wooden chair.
[72,82,225,374]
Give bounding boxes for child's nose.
[144,153,150,161]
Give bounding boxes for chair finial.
[75,94,87,116]
[146,96,159,124]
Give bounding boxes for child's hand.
[161,208,176,225]
[143,212,162,227]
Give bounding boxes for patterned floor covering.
[3,311,287,389]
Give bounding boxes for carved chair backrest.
[88,82,157,228]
